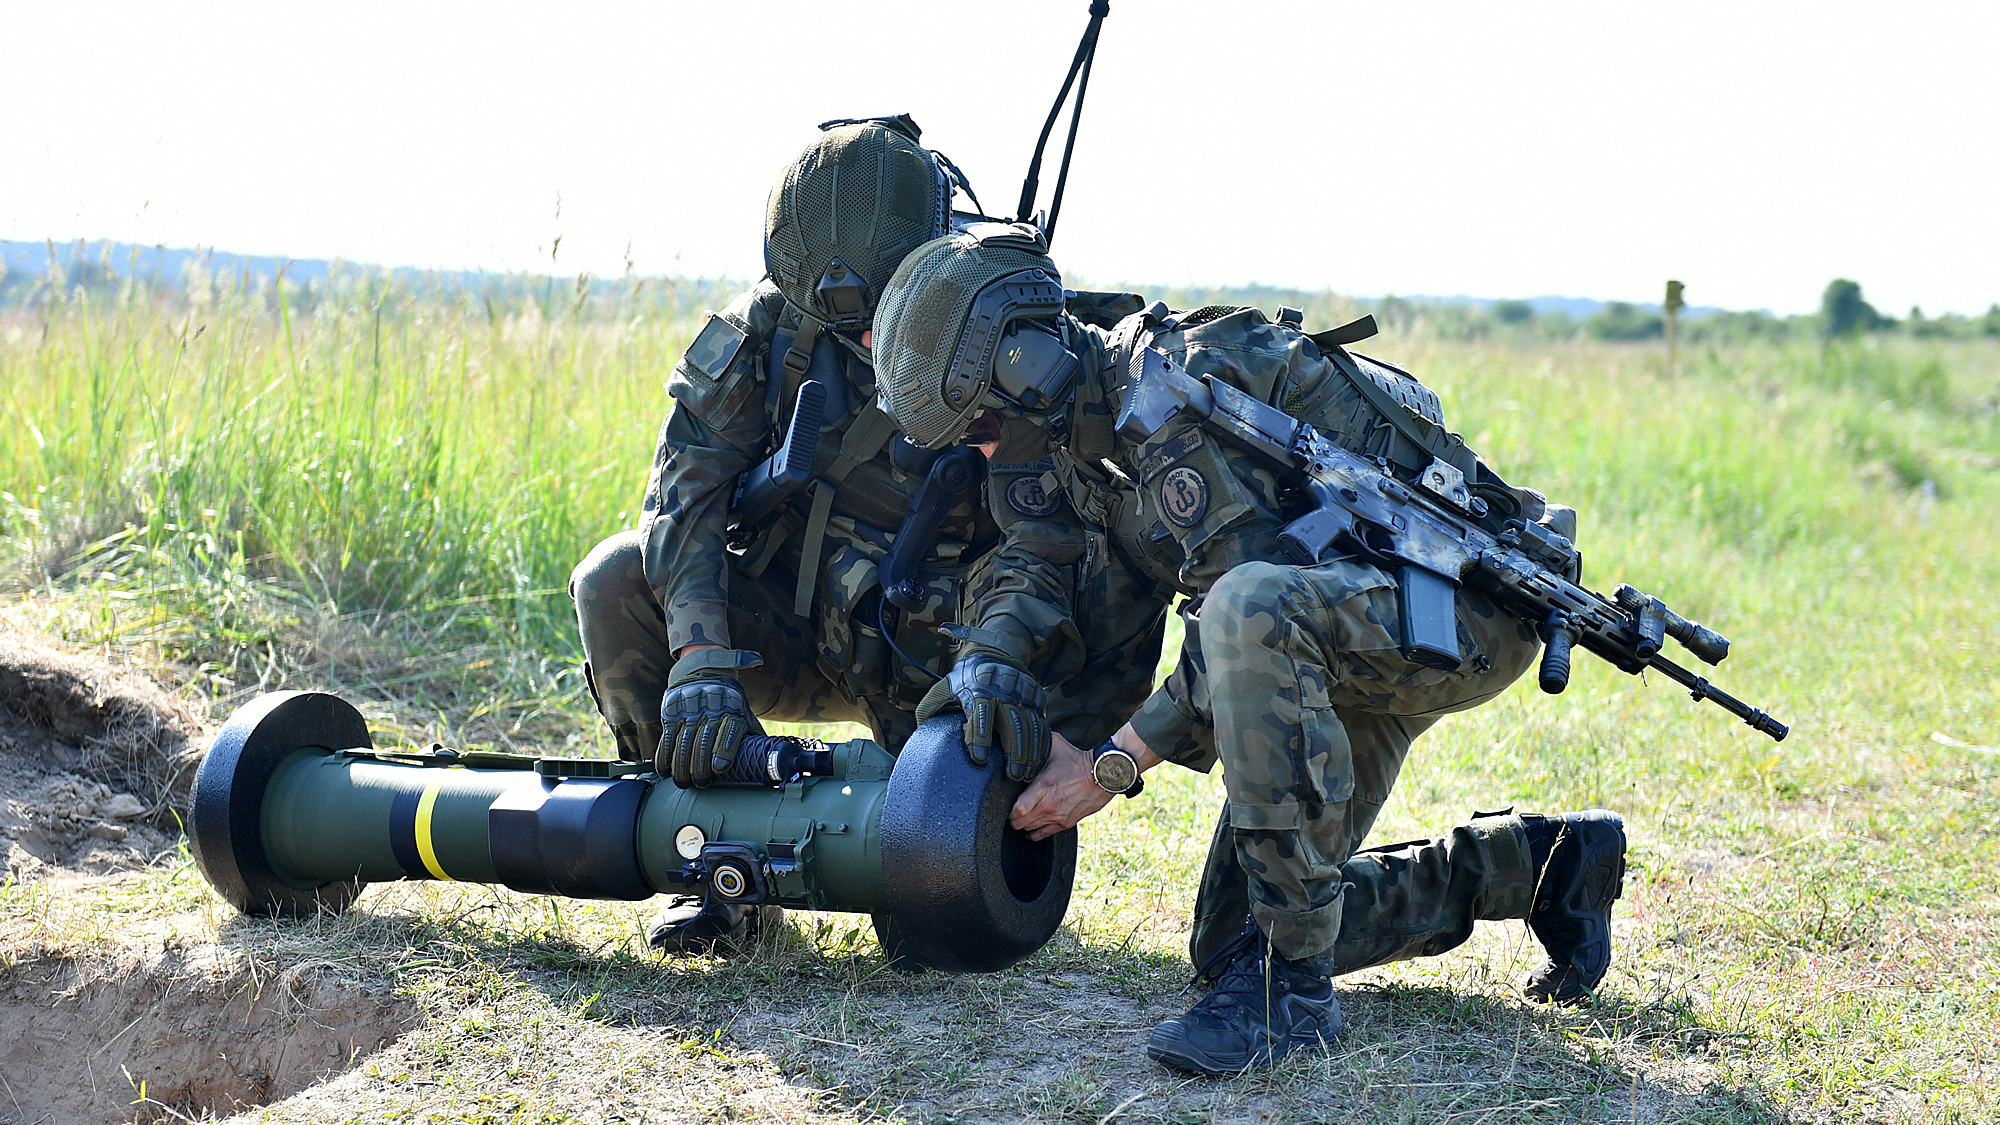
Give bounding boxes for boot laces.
[1185,917,1269,994]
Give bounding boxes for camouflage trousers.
[570,530,920,759]
[570,529,1169,761]
[1180,558,1546,967]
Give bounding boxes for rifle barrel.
[1647,654,1789,742]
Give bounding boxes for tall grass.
[2,270,711,741]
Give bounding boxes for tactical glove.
[915,653,1050,782]
[658,649,764,788]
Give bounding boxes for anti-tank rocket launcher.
[187,692,1076,973]
[1117,348,1789,742]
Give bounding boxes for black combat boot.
[1521,810,1627,1004]
[646,895,778,955]
[1147,920,1343,1076]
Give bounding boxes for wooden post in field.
[1664,279,1685,378]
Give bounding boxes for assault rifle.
[1117,349,1788,742]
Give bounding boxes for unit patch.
[1005,474,1063,518]
[1159,466,1210,528]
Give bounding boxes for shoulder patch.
[684,314,747,382]
[1135,427,1205,483]
[1159,466,1210,528]
[1005,474,1063,518]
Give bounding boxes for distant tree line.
[8,242,1997,346]
[1354,279,2000,344]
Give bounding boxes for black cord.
[877,594,943,684]
[1015,3,1110,229]
[1042,17,1100,246]
[934,150,986,218]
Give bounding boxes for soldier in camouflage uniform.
[570,121,1170,952]
[871,224,1628,1075]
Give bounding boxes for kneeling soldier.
[870,223,1628,1075]
[571,125,1170,955]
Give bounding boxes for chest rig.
[732,303,990,706]
[1092,303,1515,595]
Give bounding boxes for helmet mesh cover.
[874,229,1059,447]
[764,124,948,325]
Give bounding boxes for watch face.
[1092,748,1139,794]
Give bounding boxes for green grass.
[3,276,1999,1122]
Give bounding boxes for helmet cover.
[873,223,1069,448]
[763,118,950,328]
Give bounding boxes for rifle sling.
[777,315,824,415]
[792,403,897,618]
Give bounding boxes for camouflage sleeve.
[640,407,749,652]
[640,285,783,653]
[1126,603,1217,772]
[958,417,1086,686]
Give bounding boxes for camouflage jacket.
[1004,303,1575,768]
[646,280,1083,707]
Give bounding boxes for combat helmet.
[873,222,1080,449]
[763,115,956,331]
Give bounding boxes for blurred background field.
[3,259,1997,1123]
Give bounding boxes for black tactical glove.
[916,653,1050,782]
[658,649,764,788]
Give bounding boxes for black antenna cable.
[1014,1,1110,246]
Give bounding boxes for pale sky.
[6,1,1998,315]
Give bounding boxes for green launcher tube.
[236,704,897,909]
[190,691,1074,972]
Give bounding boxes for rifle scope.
[188,691,1075,973]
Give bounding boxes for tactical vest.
[706,295,996,708]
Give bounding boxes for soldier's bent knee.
[1200,561,1309,634]
[571,530,649,605]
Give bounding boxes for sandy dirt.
[0,950,414,1124]
[0,623,419,1125]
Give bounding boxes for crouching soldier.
[570,123,1170,955]
[869,222,1629,1075]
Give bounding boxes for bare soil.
[0,623,417,1124]
[0,711,180,880]
[0,950,414,1125]
[0,620,204,865]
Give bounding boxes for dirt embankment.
[0,623,418,1125]
[0,623,203,879]
[0,949,411,1123]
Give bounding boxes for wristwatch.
[1090,738,1144,798]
